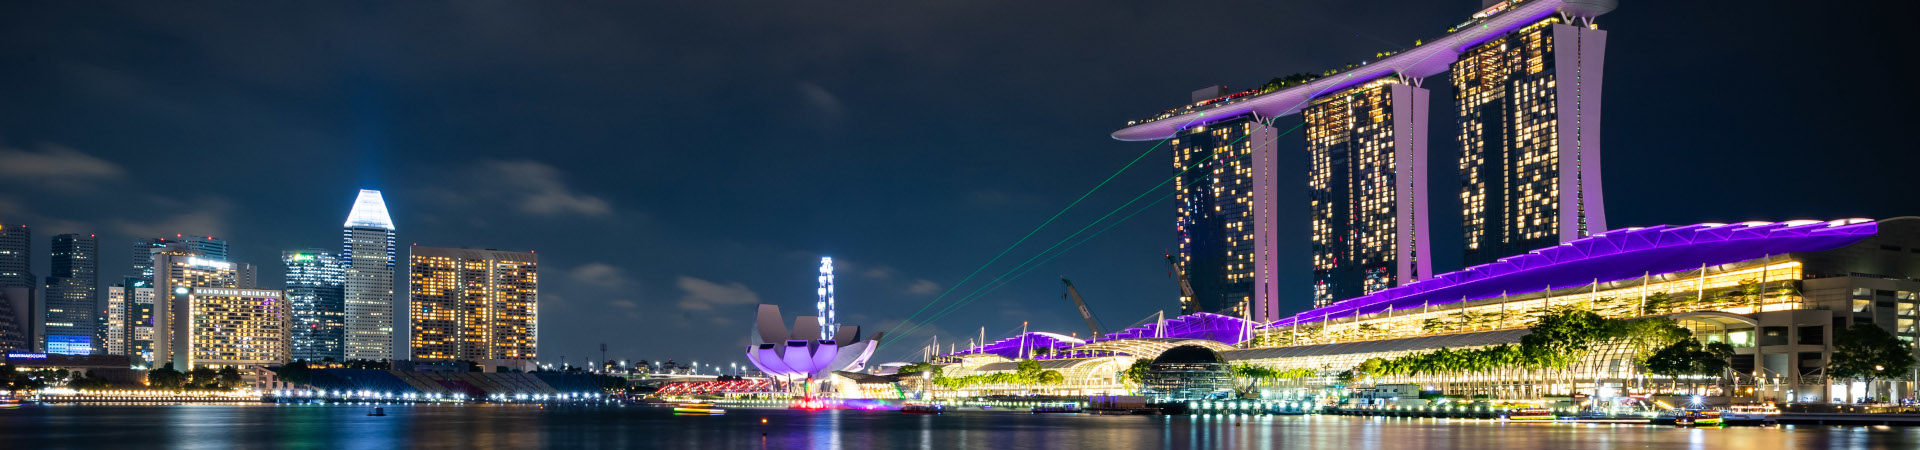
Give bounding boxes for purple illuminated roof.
[944,313,1254,358]
[1112,0,1603,141]
[1262,219,1880,328]
[1085,312,1252,344]
[953,332,1085,359]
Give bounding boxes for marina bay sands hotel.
[1116,0,1619,321]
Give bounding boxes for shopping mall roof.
[1262,219,1879,329]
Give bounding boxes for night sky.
[2,1,1915,368]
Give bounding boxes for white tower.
[342,189,396,361]
[817,257,834,339]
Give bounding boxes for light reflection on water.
[4,405,1920,449]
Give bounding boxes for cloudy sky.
[2,0,1915,367]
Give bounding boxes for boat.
[1504,407,1556,421]
[1722,404,1779,426]
[673,402,726,415]
[367,407,386,416]
[902,404,945,414]
[1673,409,1723,427]
[1030,404,1082,414]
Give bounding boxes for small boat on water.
[902,404,945,415]
[1722,404,1779,426]
[1030,404,1082,414]
[367,407,386,416]
[673,402,726,415]
[1673,409,1723,427]
[1504,407,1556,421]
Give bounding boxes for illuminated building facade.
[342,189,397,361]
[0,224,33,350]
[181,287,289,370]
[149,252,286,369]
[132,236,228,281]
[1452,16,1608,267]
[285,250,345,362]
[1305,80,1434,308]
[105,277,157,364]
[44,234,99,355]
[408,246,538,362]
[1171,99,1269,319]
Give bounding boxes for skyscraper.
[285,250,346,362]
[408,246,537,363]
[132,236,228,281]
[150,252,286,370]
[1452,17,1608,267]
[0,224,36,350]
[1171,106,1264,319]
[44,234,99,354]
[342,189,397,361]
[1304,79,1433,307]
[105,277,156,363]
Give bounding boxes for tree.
[275,361,312,386]
[1830,323,1918,403]
[1123,359,1153,388]
[188,367,218,389]
[217,367,244,390]
[149,365,187,390]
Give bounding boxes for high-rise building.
[342,189,397,361]
[1114,1,1615,314]
[132,236,228,281]
[1304,79,1434,307]
[150,252,286,370]
[44,234,99,354]
[1452,17,1608,267]
[0,224,36,350]
[284,250,346,362]
[105,277,158,364]
[1171,109,1264,319]
[408,246,537,362]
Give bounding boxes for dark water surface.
[4,404,1919,449]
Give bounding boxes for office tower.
[285,250,345,362]
[149,252,286,369]
[109,277,157,365]
[0,224,36,350]
[1304,79,1434,308]
[343,189,396,361]
[105,283,126,355]
[44,234,99,354]
[1452,17,1608,267]
[408,246,537,362]
[132,236,228,281]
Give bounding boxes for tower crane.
[1060,278,1104,338]
[1166,254,1196,312]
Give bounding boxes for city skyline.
[3,0,1918,367]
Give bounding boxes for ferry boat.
[901,404,945,415]
[1504,407,1557,421]
[1721,404,1779,426]
[672,402,726,415]
[1673,409,1723,427]
[1030,404,1083,414]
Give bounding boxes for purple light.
[1262,220,1879,328]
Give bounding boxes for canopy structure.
[1262,219,1879,329]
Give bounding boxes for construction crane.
[1166,254,1196,312]
[1060,278,1104,338]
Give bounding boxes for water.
[4,404,1919,449]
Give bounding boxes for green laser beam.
[878,115,1212,340]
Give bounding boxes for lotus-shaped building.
[744,304,882,381]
